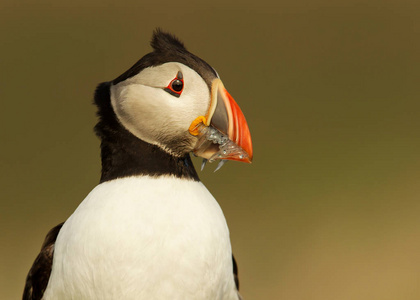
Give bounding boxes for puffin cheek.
[113,87,164,145]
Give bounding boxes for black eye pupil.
[171,79,183,92]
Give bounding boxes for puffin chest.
[44,176,235,300]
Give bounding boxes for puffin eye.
[164,71,184,98]
[171,79,183,92]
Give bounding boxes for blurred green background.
[1,0,419,299]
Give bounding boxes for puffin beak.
[189,79,253,163]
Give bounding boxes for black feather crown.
[151,28,187,53]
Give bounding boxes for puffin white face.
[110,62,210,155]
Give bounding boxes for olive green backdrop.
[1,0,419,299]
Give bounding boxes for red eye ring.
[164,71,184,98]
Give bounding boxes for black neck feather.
[93,82,199,183]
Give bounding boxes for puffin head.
[95,30,252,179]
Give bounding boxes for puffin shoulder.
[22,223,64,300]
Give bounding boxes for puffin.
[23,29,253,300]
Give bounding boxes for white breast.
[43,176,238,300]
